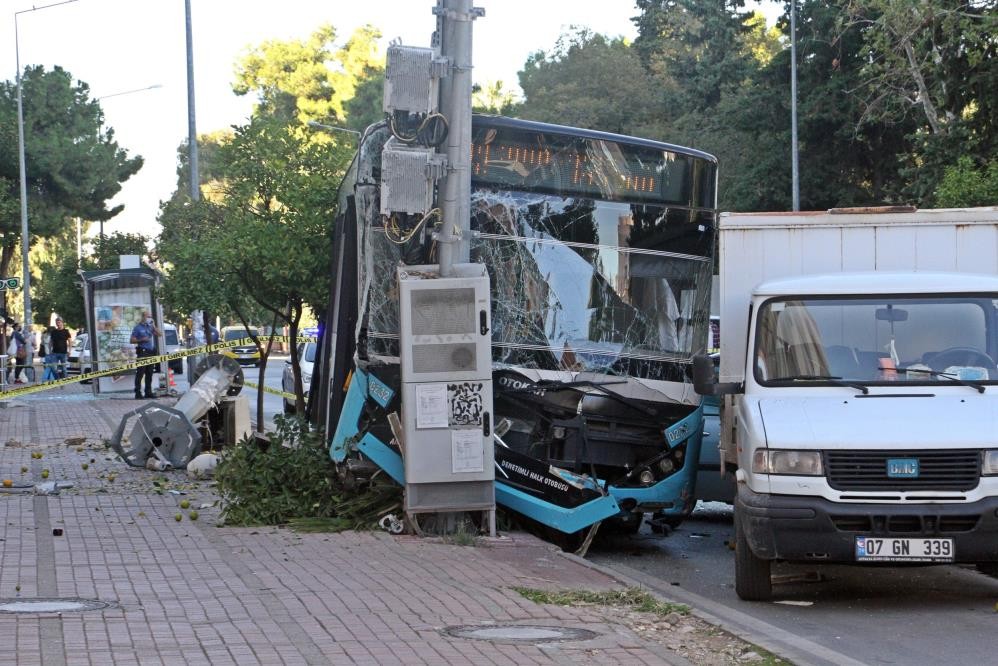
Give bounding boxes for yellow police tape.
[242,380,297,401]
[0,335,316,400]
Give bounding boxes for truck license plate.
[855,536,953,562]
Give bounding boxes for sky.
[4,0,779,240]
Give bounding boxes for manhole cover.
[443,624,598,643]
[0,598,112,614]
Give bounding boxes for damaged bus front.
[317,115,718,548]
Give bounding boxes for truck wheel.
[735,514,773,601]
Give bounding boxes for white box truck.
[693,206,998,600]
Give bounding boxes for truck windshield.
[754,295,998,385]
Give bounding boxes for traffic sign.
[0,277,21,290]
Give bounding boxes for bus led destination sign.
[470,126,703,205]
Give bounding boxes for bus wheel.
[649,510,687,534]
[734,513,772,601]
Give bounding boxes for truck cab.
[694,206,998,600]
[703,271,998,599]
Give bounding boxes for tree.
[935,157,998,207]
[0,66,142,279]
[159,117,348,427]
[160,24,379,424]
[32,231,149,329]
[841,0,998,203]
[472,80,519,116]
[232,24,384,127]
[517,29,659,136]
[633,0,758,116]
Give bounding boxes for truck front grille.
[825,449,979,492]
[830,514,980,533]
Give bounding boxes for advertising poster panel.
[94,289,151,393]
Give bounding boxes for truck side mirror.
[692,353,743,396]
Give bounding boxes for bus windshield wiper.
[894,367,986,394]
[777,374,869,395]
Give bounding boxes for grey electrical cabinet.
[398,263,495,515]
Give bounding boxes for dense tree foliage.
[232,24,384,129]
[0,66,142,281]
[514,0,997,211]
[31,231,149,329]
[517,30,659,135]
[157,26,369,422]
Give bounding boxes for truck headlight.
[752,449,823,476]
[983,450,998,476]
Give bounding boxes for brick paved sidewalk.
[0,394,690,665]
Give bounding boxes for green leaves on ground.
[512,586,689,616]
[215,416,339,525]
[215,416,401,528]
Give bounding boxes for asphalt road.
[589,502,998,666]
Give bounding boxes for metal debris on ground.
[109,356,241,469]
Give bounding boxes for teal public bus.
[313,114,718,547]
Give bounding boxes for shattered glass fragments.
[354,123,715,386]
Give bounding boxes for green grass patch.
[512,586,688,616]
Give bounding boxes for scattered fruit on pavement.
[20,466,27,474]
[81,463,89,470]
[174,513,183,522]
[188,511,199,521]
[2,479,12,488]
[180,499,190,509]
[41,470,49,479]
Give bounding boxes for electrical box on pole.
[378,0,493,533]
[398,263,495,521]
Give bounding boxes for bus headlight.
[983,450,998,476]
[752,449,823,476]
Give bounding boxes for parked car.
[282,341,316,413]
[219,326,262,366]
[162,323,184,375]
[67,333,91,376]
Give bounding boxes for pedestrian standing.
[130,310,159,399]
[40,328,57,382]
[6,323,27,384]
[47,318,72,379]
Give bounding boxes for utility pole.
[434,0,480,276]
[184,0,200,203]
[14,0,80,375]
[790,0,800,211]
[184,0,210,342]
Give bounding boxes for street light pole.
[790,0,800,212]
[185,0,200,203]
[14,0,80,371]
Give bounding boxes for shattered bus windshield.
[359,116,717,383]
